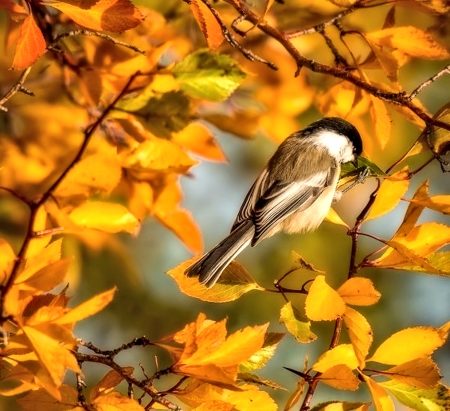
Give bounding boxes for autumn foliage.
[0,0,449,410]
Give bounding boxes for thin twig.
[0,67,33,112]
[75,352,182,411]
[409,64,450,101]
[51,30,146,55]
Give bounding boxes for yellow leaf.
[69,202,139,233]
[312,344,359,373]
[362,375,395,411]
[26,206,52,259]
[305,275,346,321]
[123,137,198,174]
[44,0,143,32]
[318,364,360,391]
[366,169,410,221]
[16,239,63,286]
[279,302,317,343]
[56,150,122,201]
[366,26,450,60]
[182,324,268,367]
[92,391,145,410]
[90,367,134,400]
[337,277,381,306]
[11,13,46,70]
[168,258,261,303]
[383,357,441,389]
[223,384,277,411]
[192,402,235,411]
[325,208,349,228]
[189,0,224,50]
[0,238,15,285]
[369,94,391,149]
[368,326,447,365]
[54,287,116,324]
[372,223,450,272]
[173,123,226,162]
[394,180,429,238]
[16,258,72,295]
[22,326,80,398]
[343,306,373,368]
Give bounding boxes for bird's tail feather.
[185,221,254,288]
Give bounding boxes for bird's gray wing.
[251,167,338,243]
[231,167,271,231]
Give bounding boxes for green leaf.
[340,156,386,187]
[279,302,317,343]
[122,91,194,138]
[239,332,284,373]
[172,49,247,101]
[381,381,450,411]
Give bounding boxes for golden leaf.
[168,258,260,302]
[368,326,447,365]
[337,277,381,306]
[362,375,395,411]
[312,344,359,373]
[0,238,15,285]
[366,26,450,60]
[343,306,373,368]
[26,206,52,259]
[92,391,144,410]
[366,168,410,221]
[325,208,349,228]
[53,287,116,324]
[318,364,360,391]
[11,13,46,70]
[16,385,78,411]
[22,326,80,399]
[305,275,346,321]
[383,357,441,389]
[69,202,139,234]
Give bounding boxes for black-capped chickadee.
[185,117,363,287]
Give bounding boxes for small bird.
[185,117,363,287]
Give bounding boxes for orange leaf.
[337,277,381,306]
[11,13,46,70]
[189,0,224,50]
[368,326,447,365]
[343,306,373,368]
[44,0,143,32]
[305,275,346,321]
[153,178,202,254]
[173,123,226,162]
